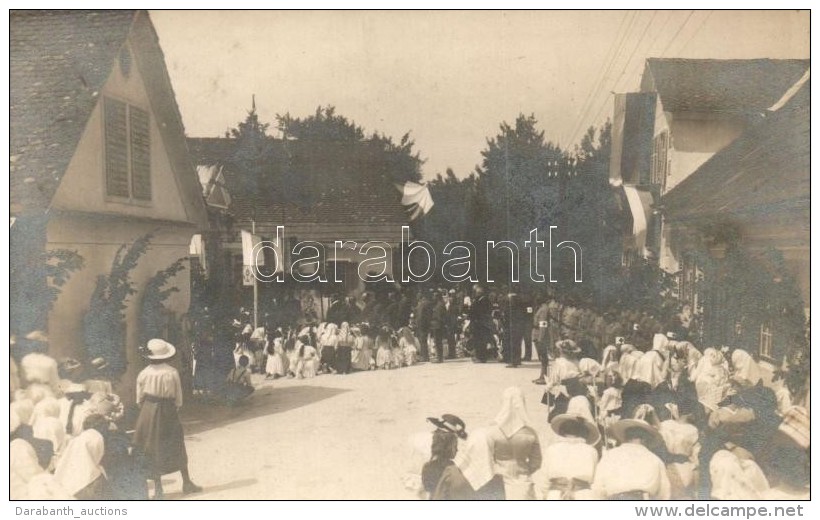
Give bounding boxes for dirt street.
[168,359,552,499]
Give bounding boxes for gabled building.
[662,79,809,361]
[610,58,809,271]
[10,11,209,396]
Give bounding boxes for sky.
[151,10,809,180]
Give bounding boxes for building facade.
[10,10,209,400]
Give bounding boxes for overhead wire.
[571,10,658,147]
[675,10,714,55]
[563,10,638,146]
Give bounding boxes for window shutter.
[104,98,130,198]
[129,106,151,200]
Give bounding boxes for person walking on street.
[133,339,201,500]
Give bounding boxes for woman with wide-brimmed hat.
[592,418,670,500]
[542,413,601,499]
[133,339,201,499]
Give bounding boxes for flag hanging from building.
[396,181,434,221]
[241,229,265,267]
[189,233,208,273]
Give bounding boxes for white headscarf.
[21,353,60,390]
[32,397,66,453]
[54,428,105,497]
[652,334,670,354]
[10,439,44,499]
[454,427,495,491]
[710,450,769,500]
[579,358,602,378]
[601,345,619,366]
[731,349,762,387]
[567,395,596,424]
[618,349,642,381]
[11,398,34,425]
[493,386,533,438]
[632,348,667,388]
[693,348,731,409]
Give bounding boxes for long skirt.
[334,346,353,374]
[133,396,188,477]
[266,352,288,376]
[352,347,372,371]
[376,347,392,369]
[320,346,336,372]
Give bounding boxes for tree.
[226,99,272,202]
[276,105,423,185]
[139,258,187,345]
[83,233,152,377]
[474,114,567,287]
[10,215,84,337]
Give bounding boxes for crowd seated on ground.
[404,331,809,500]
[11,285,810,501]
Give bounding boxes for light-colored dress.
[542,437,599,499]
[592,443,671,499]
[710,450,770,500]
[375,338,392,369]
[352,336,374,371]
[265,338,288,376]
[294,344,319,378]
[400,336,419,366]
[53,428,105,498]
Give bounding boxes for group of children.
[233,321,423,381]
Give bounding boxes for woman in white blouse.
[542,414,601,499]
[133,339,201,499]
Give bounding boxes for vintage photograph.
[9,10,810,501]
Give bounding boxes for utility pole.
[252,219,258,330]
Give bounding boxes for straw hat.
[608,418,664,448]
[550,414,601,445]
[25,330,49,343]
[90,357,109,371]
[142,339,176,361]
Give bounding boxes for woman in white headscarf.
[486,386,542,499]
[53,427,107,499]
[32,397,66,456]
[617,344,642,382]
[709,449,770,500]
[693,348,731,409]
[730,349,762,388]
[632,334,670,389]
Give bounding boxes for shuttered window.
[650,131,669,189]
[104,96,151,201]
[104,98,130,198]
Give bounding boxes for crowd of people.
[405,332,809,500]
[9,282,810,501]
[10,334,200,500]
[188,283,689,401]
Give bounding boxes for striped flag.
[241,229,265,267]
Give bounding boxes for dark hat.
[550,414,601,445]
[427,414,467,440]
[608,418,664,448]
